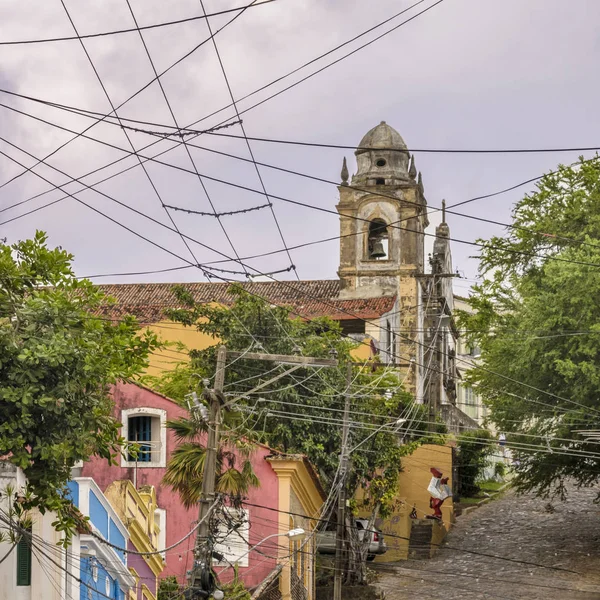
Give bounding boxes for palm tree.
[163,412,259,509]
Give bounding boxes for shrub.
[456,429,494,498]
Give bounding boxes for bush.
[158,577,181,600]
[494,461,506,480]
[456,429,494,498]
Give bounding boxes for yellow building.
[366,444,454,563]
[104,481,165,600]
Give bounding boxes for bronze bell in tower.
[369,239,386,259]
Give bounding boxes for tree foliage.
[0,232,159,540]
[458,157,600,498]
[147,284,426,512]
[455,429,494,498]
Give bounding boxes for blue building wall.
[67,480,129,599]
[67,481,79,507]
[90,491,109,539]
[80,557,125,600]
[109,519,126,564]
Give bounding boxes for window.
[16,528,32,586]
[375,178,385,185]
[339,320,366,336]
[385,321,395,364]
[213,509,249,567]
[121,408,167,468]
[376,158,386,167]
[128,416,153,462]
[465,386,475,406]
[367,219,389,260]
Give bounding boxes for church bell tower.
[336,121,429,299]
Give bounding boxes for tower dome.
[353,121,411,185]
[357,121,407,154]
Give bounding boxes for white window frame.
[213,508,249,568]
[120,408,167,468]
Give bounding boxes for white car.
[316,518,387,561]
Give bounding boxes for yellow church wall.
[145,320,216,376]
[144,316,376,375]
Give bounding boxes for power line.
[4,129,597,420]
[164,202,272,217]
[0,0,277,45]
[0,0,258,193]
[0,0,445,215]
[59,0,206,268]
[3,101,600,273]
[4,104,599,268]
[6,87,599,259]
[198,0,298,280]
[236,501,580,575]
[121,0,253,277]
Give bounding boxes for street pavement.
[374,483,600,600]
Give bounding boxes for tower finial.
[341,156,349,185]
[408,154,417,179]
[442,199,446,223]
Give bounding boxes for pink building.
[82,382,324,599]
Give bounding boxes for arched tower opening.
[367,219,389,260]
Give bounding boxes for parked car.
[316,518,387,560]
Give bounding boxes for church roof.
[357,121,407,154]
[95,280,396,324]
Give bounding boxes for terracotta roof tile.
[95,280,396,324]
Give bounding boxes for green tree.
[455,429,494,498]
[458,157,600,499]
[0,232,159,541]
[146,284,429,584]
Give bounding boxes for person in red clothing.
[427,467,451,520]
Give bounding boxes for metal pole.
[191,344,227,597]
[333,363,352,600]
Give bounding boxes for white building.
[0,461,81,600]
[0,462,135,600]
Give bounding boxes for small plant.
[157,576,181,600]
[494,461,506,480]
[220,565,251,600]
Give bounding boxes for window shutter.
[16,532,32,586]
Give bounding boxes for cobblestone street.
[374,483,600,600]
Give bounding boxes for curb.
[460,482,511,516]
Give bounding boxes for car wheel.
[367,555,376,562]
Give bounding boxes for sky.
[1,0,599,296]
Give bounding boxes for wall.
[369,444,453,563]
[80,556,122,600]
[0,462,81,600]
[82,382,280,588]
[145,320,215,377]
[104,480,164,599]
[81,383,196,581]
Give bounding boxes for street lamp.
[233,528,306,563]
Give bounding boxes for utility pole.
[188,346,338,599]
[190,345,227,599]
[334,363,352,600]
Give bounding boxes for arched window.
[367,219,389,260]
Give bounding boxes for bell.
[370,239,386,259]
